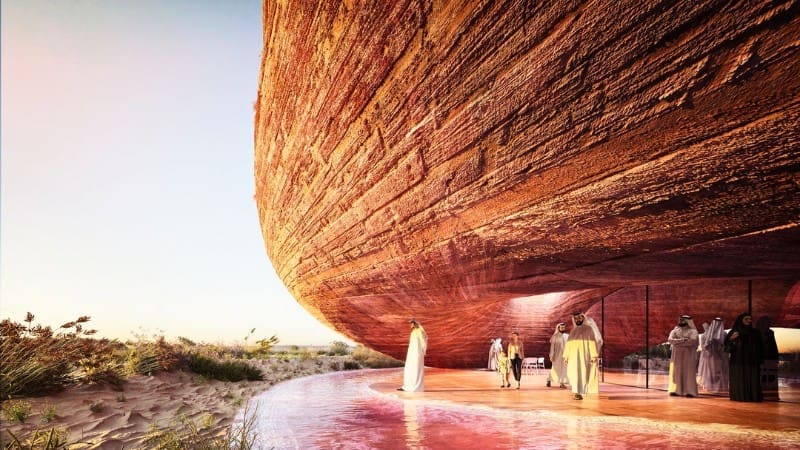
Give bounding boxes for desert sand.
[1,356,348,449]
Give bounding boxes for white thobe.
[668,326,699,396]
[699,336,729,392]
[565,325,600,395]
[487,339,501,371]
[549,332,569,385]
[402,327,427,392]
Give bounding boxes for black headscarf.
[731,313,754,335]
[726,312,763,365]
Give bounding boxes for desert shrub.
[329,341,351,356]
[0,335,74,398]
[0,313,138,396]
[127,336,182,376]
[41,403,57,423]
[342,361,360,370]
[350,345,403,368]
[186,354,263,382]
[88,401,104,413]
[2,400,32,423]
[127,350,161,375]
[77,345,127,390]
[0,314,106,397]
[144,405,258,450]
[247,334,279,359]
[2,426,86,450]
[177,336,196,347]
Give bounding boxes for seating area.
[522,357,546,375]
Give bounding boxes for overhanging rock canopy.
[254,1,800,367]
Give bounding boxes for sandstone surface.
[255,1,800,367]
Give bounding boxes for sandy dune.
[1,356,348,449]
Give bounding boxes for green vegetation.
[143,405,258,450]
[2,400,32,423]
[3,408,259,450]
[2,427,83,450]
[1,313,406,449]
[350,345,403,368]
[0,313,120,398]
[186,354,263,382]
[88,401,104,414]
[342,361,360,370]
[329,341,351,356]
[0,313,268,399]
[40,403,57,423]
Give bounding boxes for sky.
[1,0,352,346]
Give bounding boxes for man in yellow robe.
[564,312,602,400]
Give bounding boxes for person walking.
[507,332,525,390]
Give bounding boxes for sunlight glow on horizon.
[1,0,353,346]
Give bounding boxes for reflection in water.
[236,369,798,449]
[403,401,422,449]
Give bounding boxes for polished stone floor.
[240,368,800,449]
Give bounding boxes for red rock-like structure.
[254,1,800,367]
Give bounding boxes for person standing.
[725,313,764,402]
[699,317,728,393]
[497,349,511,388]
[756,316,780,401]
[547,322,569,388]
[399,318,428,392]
[667,315,699,397]
[507,332,525,389]
[725,313,763,402]
[487,338,502,371]
[564,312,602,400]
[696,321,709,387]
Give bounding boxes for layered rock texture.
[254,0,800,367]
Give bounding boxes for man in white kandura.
[668,314,699,397]
[487,337,502,371]
[564,312,603,400]
[699,317,729,393]
[547,322,569,388]
[696,321,710,387]
[399,318,428,392]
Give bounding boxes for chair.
[536,357,546,373]
[521,357,537,375]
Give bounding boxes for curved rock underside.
[254,1,800,367]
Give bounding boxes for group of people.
[490,331,526,389]
[488,312,603,400]
[669,312,776,402]
[399,311,776,404]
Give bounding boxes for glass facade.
[597,280,798,402]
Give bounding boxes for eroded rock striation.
[255,1,800,367]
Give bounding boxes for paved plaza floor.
[242,368,800,449]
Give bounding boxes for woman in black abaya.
[725,313,763,402]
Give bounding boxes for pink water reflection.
[237,369,795,449]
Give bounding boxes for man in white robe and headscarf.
[696,322,710,387]
[564,312,602,400]
[487,338,502,371]
[399,318,428,392]
[547,323,568,388]
[668,314,699,397]
[699,317,729,393]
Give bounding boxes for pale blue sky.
[1,0,351,345]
